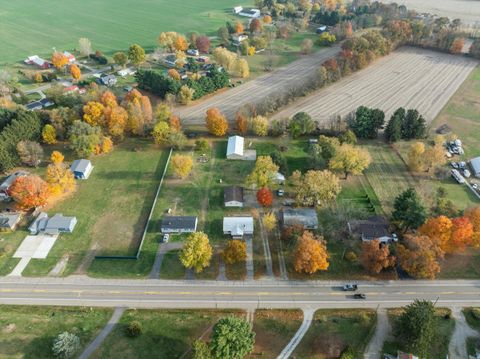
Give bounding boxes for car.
[186,132,197,139]
[186,49,199,56]
[277,189,285,197]
[162,234,170,243]
[123,86,133,92]
[464,169,471,178]
[458,161,467,169]
[342,284,358,291]
[196,56,209,63]
[451,162,459,169]
[282,199,295,206]
[473,184,478,190]
[354,293,366,299]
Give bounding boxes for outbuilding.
[224,186,244,207]
[223,217,254,239]
[70,159,93,179]
[281,208,318,230]
[470,157,480,177]
[239,8,261,18]
[226,136,245,159]
[0,213,22,231]
[161,216,198,233]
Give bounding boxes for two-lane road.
[1,277,480,309]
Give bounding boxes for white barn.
[226,136,245,159]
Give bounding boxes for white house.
[117,68,136,77]
[24,55,50,69]
[223,217,254,239]
[224,186,244,207]
[239,8,261,18]
[233,6,243,14]
[71,159,93,179]
[63,51,76,63]
[227,136,245,159]
[232,34,249,46]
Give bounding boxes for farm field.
[0,0,252,65]
[273,47,478,125]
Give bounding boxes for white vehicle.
[473,184,478,190]
[162,234,170,243]
[277,189,285,197]
[451,169,465,184]
[464,169,471,178]
[186,49,199,56]
[451,162,458,169]
[458,161,467,169]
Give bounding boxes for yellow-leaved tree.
[179,232,213,273]
[263,212,277,232]
[46,151,76,196]
[246,156,279,188]
[223,239,247,264]
[329,144,371,179]
[70,64,81,81]
[42,124,57,144]
[252,115,268,136]
[83,101,105,126]
[292,231,329,274]
[205,108,228,136]
[171,154,193,179]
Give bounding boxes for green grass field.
[0,0,253,65]
[0,305,112,358]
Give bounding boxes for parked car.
[196,56,209,63]
[186,49,199,56]
[123,86,133,92]
[458,161,467,169]
[282,199,295,206]
[342,284,358,291]
[277,189,285,197]
[308,139,319,144]
[354,293,366,299]
[162,234,170,243]
[473,184,478,190]
[464,169,471,178]
[451,162,459,169]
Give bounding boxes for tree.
[113,52,128,67]
[235,59,250,78]
[196,35,211,53]
[301,38,313,54]
[263,15,272,24]
[318,135,340,164]
[407,142,425,172]
[465,207,480,248]
[212,48,238,72]
[235,112,248,135]
[42,124,57,145]
[128,44,146,64]
[450,37,465,54]
[329,144,371,179]
[210,316,255,359]
[169,115,181,132]
[252,115,268,136]
[450,216,473,252]
[395,300,435,358]
[263,212,277,232]
[46,151,75,196]
[250,19,263,33]
[69,120,102,157]
[246,156,279,188]
[205,108,228,136]
[397,234,443,279]
[180,232,213,273]
[192,340,212,359]
[52,332,80,358]
[52,52,68,70]
[392,188,427,231]
[317,32,336,46]
[339,129,357,145]
[70,64,81,81]
[289,112,315,138]
[177,85,195,105]
[16,141,43,167]
[401,109,426,139]
[470,39,480,59]
[195,139,210,154]
[235,21,244,34]
[257,187,273,207]
[171,154,193,179]
[292,231,329,274]
[361,239,395,274]
[223,239,247,264]
[83,101,105,127]
[173,35,189,51]
[350,106,385,139]
[123,89,153,135]
[154,103,172,123]
[431,187,460,218]
[423,144,446,172]
[9,175,50,210]
[79,38,92,56]
[385,108,404,142]
[419,215,453,253]
[295,170,341,207]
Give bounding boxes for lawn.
[0,0,253,65]
[0,305,112,359]
[383,308,454,358]
[21,138,168,277]
[293,309,377,358]
[91,309,241,359]
[464,308,480,356]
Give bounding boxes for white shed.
[226,136,245,159]
[71,159,93,179]
[233,6,243,14]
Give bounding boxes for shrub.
[126,320,142,337]
[345,251,357,262]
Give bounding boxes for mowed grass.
[91,309,242,359]
[22,139,167,277]
[293,309,376,358]
[0,305,112,359]
[0,0,253,65]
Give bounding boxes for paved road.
[3,277,480,309]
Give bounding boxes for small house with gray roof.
[281,208,318,230]
[161,216,198,233]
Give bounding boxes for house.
[348,216,397,244]
[232,34,249,46]
[164,54,178,67]
[28,212,77,235]
[470,157,480,177]
[70,159,93,179]
[316,25,328,34]
[224,186,244,207]
[63,85,79,94]
[0,171,29,201]
[24,55,50,69]
[227,136,244,159]
[0,213,22,231]
[100,74,117,86]
[161,216,198,233]
[25,98,54,111]
[239,8,261,18]
[233,6,243,14]
[281,208,319,230]
[273,172,286,185]
[117,68,136,77]
[63,51,76,63]
[223,217,254,239]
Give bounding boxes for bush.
[345,251,357,262]
[125,320,142,337]
[89,53,108,65]
[52,332,80,358]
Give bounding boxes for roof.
[29,212,76,234]
[0,171,29,192]
[227,136,244,157]
[28,212,48,233]
[71,159,92,174]
[398,352,419,359]
[223,217,254,236]
[224,186,244,203]
[25,55,48,66]
[161,216,198,231]
[282,208,318,228]
[349,216,390,239]
[0,213,22,229]
[240,8,260,15]
[471,157,480,174]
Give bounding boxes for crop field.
[0,0,251,65]
[273,47,478,125]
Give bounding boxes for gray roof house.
[100,74,117,86]
[0,213,22,231]
[29,212,77,235]
[71,159,93,179]
[0,171,29,200]
[281,208,319,230]
[161,216,198,233]
[223,217,254,239]
[347,216,397,244]
[470,157,480,177]
[224,186,244,207]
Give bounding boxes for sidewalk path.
[7,257,31,277]
[364,307,391,359]
[277,308,315,359]
[149,242,183,279]
[245,236,254,281]
[449,307,479,359]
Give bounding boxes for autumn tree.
[52,52,68,70]
[235,112,248,135]
[106,105,128,139]
[83,101,105,126]
[263,212,277,232]
[159,32,180,51]
[397,234,443,279]
[257,187,273,207]
[450,37,465,54]
[361,240,396,274]
[450,216,473,252]
[79,38,92,56]
[252,115,268,136]
[180,232,213,273]
[9,175,50,210]
[46,151,75,196]
[235,58,250,78]
[173,35,189,51]
[42,124,57,144]
[466,207,480,248]
[235,21,244,34]
[250,19,263,33]
[69,120,102,157]
[70,64,81,81]
[419,215,453,253]
[246,156,279,188]
[171,154,193,179]
[177,85,195,105]
[205,108,228,136]
[223,239,247,264]
[128,44,146,64]
[329,144,371,179]
[301,38,314,54]
[196,35,211,53]
[263,15,272,24]
[295,170,341,207]
[123,89,153,135]
[212,48,238,72]
[16,141,43,167]
[292,231,329,274]
[407,142,425,172]
[392,188,427,231]
[169,115,181,132]
[113,52,128,67]
[423,143,446,172]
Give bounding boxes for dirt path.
[278,308,315,359]
[364,307,391,359]
[449,307,479,359]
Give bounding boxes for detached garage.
[71,159,93,179]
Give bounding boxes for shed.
[232,34,249,46]
[227,136,244,159]
[117,68,136,77]
[239,8,261,18]
[223,217,254,238]
[224,186,244,207]
[281,208,318,230]
[470,157,480,177]
[100,74,117,86]
[70,159,93,179]
[233,6,243,14]
[0,213,22,231]
[161,216,198,233]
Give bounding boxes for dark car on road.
[354,293,366,299]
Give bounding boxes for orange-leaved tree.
[465,207,480,247]
[450,38,465,54]
[418,215,453,253]
[223,239,247,264]
[51,52,68,70]
[205,108,228,136]
[173,35,189,51]
[397,234,444,279]
[292,231,329,274]
[235,21,244,34]
[360,239,396,274]
[450,216,473,252]
[256,187,273,207]
[235,112,248,135]
[169,115,181,132]
[70,64,81,81]
[9,175,50,210]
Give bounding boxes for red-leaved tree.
[9,175,50,210]
[256,187,273,207]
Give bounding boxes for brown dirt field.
[273,47,478,125]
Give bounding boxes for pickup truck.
[342,284,358,291]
